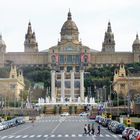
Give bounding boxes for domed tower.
[132,34,140,52]
[60,10,79,44]
[0,34,6,53]
[24,22,38,52]
[102,22,115,52]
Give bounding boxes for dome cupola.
[133,34,140,45]
[60,10,79,43]
[132,34,140,52]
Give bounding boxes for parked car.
[125,128,135,140]
[129,130,139,140]
[136,132,140,140]
[79,112,88,116]
[0,123,5,131]
[60,112,70,116]
[110,121,120,132]
[1,122,9,129]
[88,115,96,119]
[122,127,134,139]
[112,123,125,134]
[108,121,118,131]
[102,118,111,127]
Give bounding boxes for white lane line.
[118,135,122,137]
[12,126,32,135]
[44,135,48,137]
[72,134,76,137]
[37,135,42,138]
[29,135,35,138]
[112,134,117,138]
[65,134,69,137]
[100,134,104,137]
[1,136,7,139]
[15,135,22,138]
[57,134,62,137]
[78,134,83,137]
[8,135,15,139]
[22,135,28,138]
[105,134,110,137]
[50,134,55,137]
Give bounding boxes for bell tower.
[102,22,115,52]
[24,22,38,52]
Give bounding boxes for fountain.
[78,97,81,103]
[85,97,88,103]
[69,97,72,103]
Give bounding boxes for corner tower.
[102,22,115,52]
[0,34,6,53]
[132,34,140,52]
[24,22,38,52]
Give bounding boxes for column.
[51,70,56,102]
[61,70,65,103]
[71,70,75,101]
[80,70,84,102]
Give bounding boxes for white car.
[0,123,4,131]
[79,112,88,116]
[60,112,70,116]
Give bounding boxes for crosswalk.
[0,134,122,139]
[37,119,94,122]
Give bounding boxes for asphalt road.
[0,115,123,140]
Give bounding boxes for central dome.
[60,11,79,42]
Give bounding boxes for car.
[110,121,120,132]
[0,123,5,131]
[112,123,125,134]
[102,118,111,127]
[89,115,96,119]
[122,127,135,139]
[60,112,69,116]
[129,129,139,140]
[136,132,140,140]
[79,112,88,116]
[125,128,135,140]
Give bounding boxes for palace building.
[0,11,140,70]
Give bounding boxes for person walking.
[87,124,91,135]
[91,123,95,135]
[84,124,88,135]
[97,124,100,135]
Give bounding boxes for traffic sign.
[127,118,131,125]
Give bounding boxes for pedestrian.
[84,124,88,135]
[88,124,91,135]
[97,124,100,135]
[91,123,95,135]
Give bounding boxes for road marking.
[105,134,110,137]
[12,126,31,135]
[72,134,76,137]
[44,135,48,137]
[37,135,42,138]
[15,135,22,138]
[100,134,104,137]
[78,134,83,137]
[65,134,69,137]
[8,136,14,139]
[118,134,122,137]
[1,136,7,139]
[22,135,28,138]
[29,135,35,138]
[50,135,55,137]
[112,134,117,138]
[57,134,62,137]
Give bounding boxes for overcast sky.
[0,0,140,52]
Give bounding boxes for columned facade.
[71,70,75,101]
[61,70,65,102]
[80,70,84,102]
[51,70,56,102]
